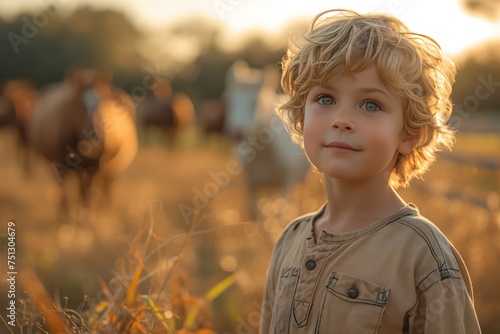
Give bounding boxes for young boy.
[260,9,481,333]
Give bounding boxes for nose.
[331,118,355,132]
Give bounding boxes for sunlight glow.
[2,0,499,56]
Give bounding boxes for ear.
[398,132,417,155]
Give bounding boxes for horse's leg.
[59,185,69,215]
[55,174,71,220]
[99,172,114,210]
[77,169,94,209]
[17,125,33,176]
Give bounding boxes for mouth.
[324,141,360,152]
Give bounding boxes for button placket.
[292,241,337,327]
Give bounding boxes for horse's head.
[65,66,113,95]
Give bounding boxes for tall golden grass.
[0,130,499,333]
[2,211,235,334]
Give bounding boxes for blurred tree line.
[461,0,500,21]
[0,6,144,89]
[0,5,291,104]
[0,4,499,110]
[452,40,500,111]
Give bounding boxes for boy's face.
[303,65,413,183]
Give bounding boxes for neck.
[318,175,406,233]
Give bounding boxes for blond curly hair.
[278,9,457,188]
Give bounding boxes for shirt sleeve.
[259,222,293,334]
[260,234,284,334]
[408,277,481,333]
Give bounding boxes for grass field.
[0,127,499,333]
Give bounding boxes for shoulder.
[272,204,325,250]
[285,211,315,233]
[395,207,450,246]
[391,205,471,294]
[284,203,326,234]
[275,213,312,246]
[393,206,454,262]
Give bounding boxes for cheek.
[362,123,401,152]
[302,124,316,152]
[303,113,323,141]
[303,105,327,130]
[302,113,321,157]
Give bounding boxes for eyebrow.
[358,87,392,98]
[318,84,392,98]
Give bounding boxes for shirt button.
[305,260,317,270]
[347,286,359,299]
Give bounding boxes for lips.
[324,141,360,152]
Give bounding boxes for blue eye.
[317,95,335,105]
[361,101,381,112]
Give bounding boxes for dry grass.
[3,208,235,333]
[1,128,499,333]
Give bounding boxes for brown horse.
[0,96,15,126]
[0,79,38,172]
[28,67,138,212]
[136,79,195,146]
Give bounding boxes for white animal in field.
[223,60,310,219]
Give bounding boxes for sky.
[2,0,500,56]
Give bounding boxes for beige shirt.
[260,203,481,333]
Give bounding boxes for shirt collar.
[306,202,419,243]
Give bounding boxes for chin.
[322,169,355,180]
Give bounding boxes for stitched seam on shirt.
[407,299,419,317]
[416,268,462,294]
[275,267,301,333]
[416,275,463,297]
[398,220,445,270]
[416,269,438,292]
[286,215,313,232]
[317,210,416,243]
